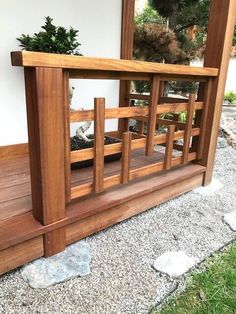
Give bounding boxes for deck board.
[0,148,170,222]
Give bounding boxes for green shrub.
[17,16,82,55]
[224,91,236,104]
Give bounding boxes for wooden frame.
[0,0,235,275]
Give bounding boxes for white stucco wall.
[0,0,122,146]
[191,57,236,93]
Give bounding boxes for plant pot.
[71,135,122,169]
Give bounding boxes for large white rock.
[193,178,223,196]
[153,251,195,278]
[21,241,91,289]
[223,211,236,231]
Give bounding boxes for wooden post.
[118,0,135,134]
[146,75,161,156]
[121,131,132,184]
[63,70,71,203]
[24,67,66,256]
[201,0,236,185]
[93,98,105,193]
[182,94,195,164]
[196,78,213,160]
[164,125,175,170]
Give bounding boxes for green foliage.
[151,243,236,314]
[170,81,199,95]
[224,91,236,104]
[148,0,210,30]
[233,26,236,46]
[135,5,165,25]
[17,16,82,55]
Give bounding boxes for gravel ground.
[0,145,236,314]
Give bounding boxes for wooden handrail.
[11,51,218,77]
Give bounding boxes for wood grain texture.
[44,228,66,257]
[11,51,218,77]
[70,128,200,163]
[197,78,213,159]
[71,152,197,199]
[63,71,71,203]
[0,236,44,275]
[164,125,175,170]
[200,0,236,185]
[93,98,105,193]
[182,95,195,164]
[121,132,132,184]
[146,75,160,156]
[0,143,28,160]
[24,67,66,225]
[66,173,204,246]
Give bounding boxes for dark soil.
[70,135,122,169]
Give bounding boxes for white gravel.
[0,145,236,314]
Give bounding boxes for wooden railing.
[11,51,218,215]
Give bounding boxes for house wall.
[191,57,236,93]
[0,0,122,146]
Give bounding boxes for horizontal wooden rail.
[11,51,218,77]
[70,101,203,123]
[127,94,188,103]
[156,118,186,130]
[71,152,197,199]
[70,128,200,163]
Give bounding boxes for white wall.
[0,0,122,145]
[191,57,236,93]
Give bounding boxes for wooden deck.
[0,148,167,222]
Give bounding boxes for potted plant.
[17,17,122,169]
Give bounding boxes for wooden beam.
[146,75,161,156]
[119,0,135,134]
[0,143,28,160]
[93,98,105,193]
[11,51,218,77]
[201,0,236,185]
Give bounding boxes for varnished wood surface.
[11,51,218,77]
[0,163,206,252]
[0,143,28,160]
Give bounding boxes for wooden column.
[24,67,66,256]
[118,0,135,134]
[201,0,236,185]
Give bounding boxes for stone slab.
[153,251,195,278]
[21,241,91,289]
[193,178,223,196]
[223,211,236,231]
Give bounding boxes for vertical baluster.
[182,94,196,164]
[146,74,161,157]
[164,125,175,170]
[121,131,132,184]
[93,98,105,193]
